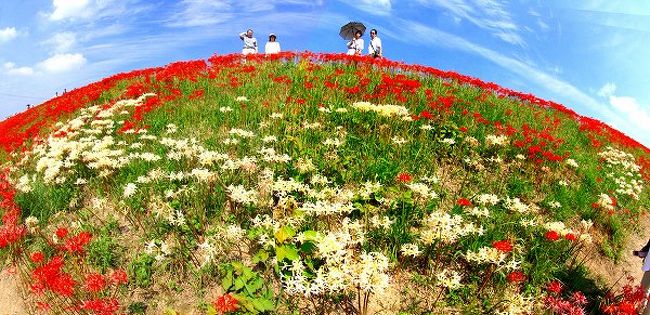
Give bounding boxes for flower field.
[1,52,649,314]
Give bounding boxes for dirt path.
[0,267,27,315]
[584,217,650,292]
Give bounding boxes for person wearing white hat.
[265,33,281,55]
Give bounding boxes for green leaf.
[276,245,299,261]
[252,250,269,264]
[301,230,319,242]
[274,225,296,243]
[221,269,233,290]
[206,305,217,315]
[251,298,275,311]
[234,277,246,290]
[246,277,264,294]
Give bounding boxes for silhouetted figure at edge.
[634,238,650,315]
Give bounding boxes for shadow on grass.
[555,265,609,314]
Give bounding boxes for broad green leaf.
[274,226,296,243]
[276,245,299,261]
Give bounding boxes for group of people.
[238,28,383,58]
[346,28,382,58]
[239,29,280,55]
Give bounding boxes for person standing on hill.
[368,28,382,58]
[239,29,258,55]
[346,30,364,56]
[634,238,650,315]
[265,33,281,54]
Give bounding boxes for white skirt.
[242,48,257,55]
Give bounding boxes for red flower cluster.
[506,271,526,283]
[109,269,128,286]
[63,231,92,254]
[492,240,513,253]
[545,231,560,241]
[543,280,588,315]
[80,298,120,315]
[396,172,412,183]
[0,171,25,249]
[85,273,107,293]
[600,277,648,315]
[31,256,76,297]
[213,293,239,314]
[457,198,473,207]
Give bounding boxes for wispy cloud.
[338,0,392,16]
[415,0,524,46]
[3,62,34,76]
[42,32,76,53]
[391,18,627,132]
[0,27,18,43]
[166,0,234,28]
[595,82,650,145]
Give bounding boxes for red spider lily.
[109,269,128,285]
[492,240,513,253]
[396,172,412,183]
[30,251,44,263]
[545,231,560,241]
[80,298,120,315]
[457,198,472,207]
[506,271,526,283]
[63,231,92,254]
[85,273,107,293]
[571,292,587,306]
[55,227,69,239]
[31,256,77,297]
[546,280,563,294]
[213,293,239,314]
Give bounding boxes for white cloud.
[3,62,35,76]
[49,0,91,20]
[0,27,18,43]
[37,53,87,73]
[167,0,234,27]
[608,95,650,139]
[416,0,524,46]
[597,82,617,98]
[42,32,77,53]
[338,0,392,16]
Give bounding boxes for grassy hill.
[1,52,649,314]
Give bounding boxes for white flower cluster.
[504,197,530,214]
[405,182,438,200]
[281,228,390,297]
[465,246,507,266]
[485,134,509,146]
[474,194,500,206]
[596,193,615,211]
[494,291,537,315]
[436,269,463,290]
[419,210,483,245]
[351,101,410,118]
[598,146,644,199]
[565,158,579,168]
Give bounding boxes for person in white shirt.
[346,30,364,56]
[264,33,281,54]
[368,28,382,58]
[239,29,258,55]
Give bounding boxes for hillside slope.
[1,52,649,314]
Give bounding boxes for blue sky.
[1,0,650,146]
